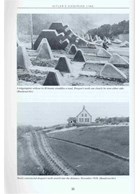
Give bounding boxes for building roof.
[76,106,92,118]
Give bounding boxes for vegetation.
[17,125,43,139]
[17,125,129,175]
[17,125,57,175]
[48,125,129,175]
[48,137,128,175]
[48,126,129,157]
[95,117,129,125]
[88,20,129,39]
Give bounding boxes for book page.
[5,0,134,193]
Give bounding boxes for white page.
[5,0,134,193]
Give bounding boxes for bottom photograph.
[17,102,129,176]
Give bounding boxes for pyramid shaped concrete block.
[76,37,88,47]
[36,38,53,60]
[68,44,77,55]
[120,41,129,47]
[43,69,64,86]
[17,45,31,72]
[100,63,127,80]
[109,53,129,66]
[112,39,122,44]
[55,56,72,73]
[73,49,86,62]
[34,30,69,50]
[60,39,69,50]
[97,48,112,58]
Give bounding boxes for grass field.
[47,126,129,157]
[17,125,129,175]
[46,125,129,175]
[47,137,129,175]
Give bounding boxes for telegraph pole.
[30,14,34,49]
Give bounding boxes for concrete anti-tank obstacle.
[100,63,127,80]
[73,49,86,62]
[97,48,112,58]
[76,37,88,47]
[55,56,72,73]
[112,39,122,44]
[34,30,69,50]
[109,53,129,67]
[36,38,54,60]
[49,22,89,46]
[43,69,64,86]
[49,22,68,34]
[59,39,69,50]
[17,45,31,72]
[68,44,77,55]
[120,41,129,48]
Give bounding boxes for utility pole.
[30,14,34,49]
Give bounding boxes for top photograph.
[17,14,129,86]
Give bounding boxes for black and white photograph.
[17,14,129,86]
[17,102,129,176]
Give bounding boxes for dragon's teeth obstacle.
[68,44,77,55]
[17,45,31,72]
[34,29,69,50]
[73,49,86,62]
[36,38,54,60]
[55,56,72,73]
[43,69,64,86]
[109,53,129,67]
[96,48,112,58]
[100,63,127,80]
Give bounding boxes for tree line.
[88,20,129,39]
[95,117,129,125]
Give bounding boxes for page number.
[71,187,75,191]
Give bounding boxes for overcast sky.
[40,14,129,33]
[17,102,129,127]
[17,14,129,35]
[52,14,129,28]
[89,14,129,27]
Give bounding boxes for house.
[76,106,92,124]
[67,106,92,126]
